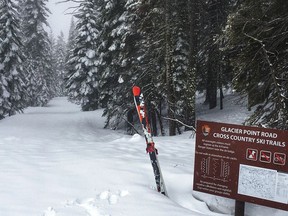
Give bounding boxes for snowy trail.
[0,97,286,216]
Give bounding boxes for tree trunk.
[165,0,176,136]
[126,109,134,135]
[185,0,199,130]
[156,107,165,136]
[150,109,158,136]
[206,48,218,109]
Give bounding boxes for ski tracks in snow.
[43,190,129,216]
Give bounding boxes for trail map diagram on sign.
[201,157,230,182]
[238,165,288,205]
[276,173,288,204]
[238,164,285,202]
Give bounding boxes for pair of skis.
[132,86,167,196]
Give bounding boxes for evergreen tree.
[102,0,197,135]
[96,0,125,108]
[65,17,77,66]
[92,0,137,129]
[164,0,177,135]
[46,31,57,98]
[200,0,231,109]
[136,0,197,135]
[66,0,100,110]
[170,0,198,132]
[48,30,58,95]
[100,0,142,130]
[226,0,288,129]
[185,0,199,128]
[20,0,54,106]
[64,17,77,93]
[132,0,167,135]
[54,32,67,96]
[0,0,26,119]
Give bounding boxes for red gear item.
[132,86,141,96]
[146,142,155,153]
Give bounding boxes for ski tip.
[132,86,141,96]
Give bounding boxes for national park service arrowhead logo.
[202,124,211,136]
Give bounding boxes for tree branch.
[121,117,141,135]
[162,116,196,131]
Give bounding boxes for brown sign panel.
[193,120,288,211]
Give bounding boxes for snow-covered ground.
[0,96,286,216]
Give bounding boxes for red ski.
[132,86,167,196]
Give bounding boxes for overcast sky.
[46,1,78,40]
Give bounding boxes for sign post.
[193,120,288,213]
[235,200,245,216]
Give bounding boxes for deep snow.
[0,96,287,216]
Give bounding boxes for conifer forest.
[0,0,287,134]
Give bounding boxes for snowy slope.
[0,97,286,216]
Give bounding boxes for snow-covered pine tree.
[96,0,126,111]
[120,0,147,134]
[130,0,167,135]
[54,32,67,96]
[66,0,100,111]
[171,0,196,131]
[226,0,288,129]
[64,17,77,93]
[48,30,58,95]
[98,0,141,129]
[66,17,77,53]
[45,35,58,99]
[0,0,26,119]
[196,0,232,110]
[65,17,77,70]
[20,0,54,106]
[135,0,196,135]
[151,0,199,134]
[79,0,136,129]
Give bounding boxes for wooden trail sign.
[193,120,288,211]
